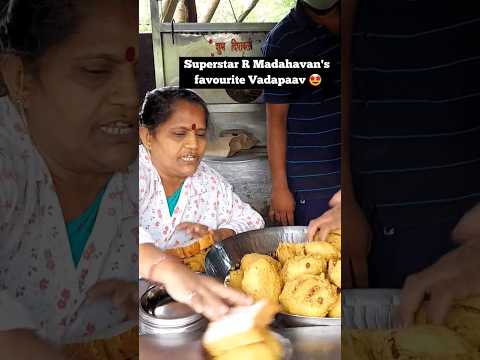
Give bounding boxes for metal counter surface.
[139,325,340,360]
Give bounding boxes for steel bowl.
[139,285,207,335]
[205,226,341,326]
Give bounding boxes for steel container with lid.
[139,284,207,336]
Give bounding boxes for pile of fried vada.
[226,230,341,318]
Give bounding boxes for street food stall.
[139,1,341,359]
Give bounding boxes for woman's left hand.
[176,223,235,242]
[158,259,253,320]
[86,280,138,321]
[176,222,211,239]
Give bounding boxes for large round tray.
[205,226,341,327]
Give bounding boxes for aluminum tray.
[205,226,341,326]
[342,289,401,329]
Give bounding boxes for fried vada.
[183,252,206,272]
[279,274,337,317]
[226,269,244,290]
[242,258,283,303]
[377,325,478,360]
[328,293,341,318]
[328,259,341,288]
[280,255,326,282]
[305,241,339,259]
[326,231,341,252]
[240,253,281,272]
[275,243,305,265]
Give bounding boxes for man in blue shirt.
[262,0,340,227]
[344,0,480,325]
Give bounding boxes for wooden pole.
[162,0,180,22]
[200,0,220,23]
[238,0,260,22]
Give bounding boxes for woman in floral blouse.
[139,87,264,319]
[0,0,138,358]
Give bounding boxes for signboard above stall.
[151,22,274,106]
[149,1,273,102]
[149,0,275,145]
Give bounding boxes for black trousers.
[368,213,460,289]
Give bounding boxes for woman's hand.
[269,186,296,226]
[86,280,138,321]
[176,223,235,242]
[153,259,253,320]
[176,222,211,239]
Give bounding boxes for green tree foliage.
[139,0,297,32]
[211,0,296,23]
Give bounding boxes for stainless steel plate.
[276,326,341,360]
[276,313,341,327]
[205,226,341,326]
[342,289,401,329]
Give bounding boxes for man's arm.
[267,103,289,190]
[266,103,296,226]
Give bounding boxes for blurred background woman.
[0,0,138,358]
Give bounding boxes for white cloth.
[139,145,264,249]
[0,97,138,343]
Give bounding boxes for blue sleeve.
[261,34,293,104]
